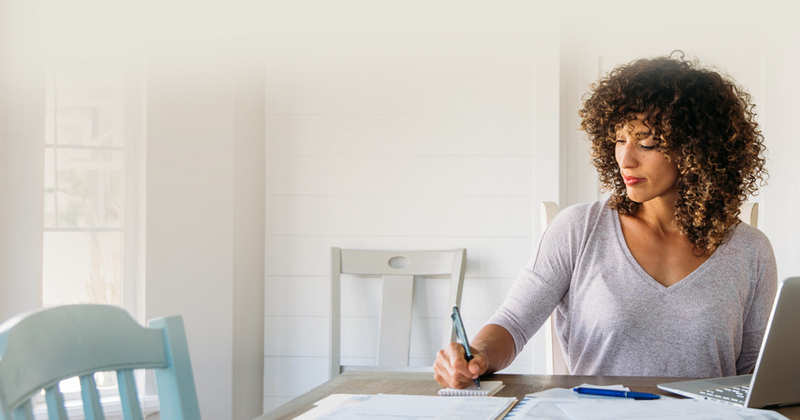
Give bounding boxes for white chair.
[739,202,759,228]
[329,248,467,379]
[540,200,760,375]
[540,202,569,375]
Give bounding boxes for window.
[42,47,146,399]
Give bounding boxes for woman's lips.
[623,175,646,186]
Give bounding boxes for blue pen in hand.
[451,306,480,389]
[573,387,661,400]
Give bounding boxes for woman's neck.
[634,195,680,235]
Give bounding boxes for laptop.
[658,276,800,409]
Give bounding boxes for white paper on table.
[509,396,632,420]
[355,394,455,418]
[294,394,372,420]
[435,397,517,420]
[317,394,516,420]
[556,398,790,420]
[315,394,360,407]
[507,398,572,420]
[529,384,635,401]
[501,396,538,419]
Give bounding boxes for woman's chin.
[625,192,649,204]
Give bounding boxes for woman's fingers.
[433,342,486,389]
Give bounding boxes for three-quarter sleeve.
[487,203,588,356]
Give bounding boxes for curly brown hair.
[579,52,767,253]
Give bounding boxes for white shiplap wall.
[262,21,546,411]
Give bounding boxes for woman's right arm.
[433,324,516,389]
[433,203,591,389]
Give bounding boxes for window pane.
[45,65,55,146]
[43,231,122,306]
[56,149,123,228]
[94,371,118,389]
[44,148,56,227]
[57,372,118,393]
[55,63,125,147]
[58,377,80,394]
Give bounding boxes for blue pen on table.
[573,387,661,400]
[451,306,480,389]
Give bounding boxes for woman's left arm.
[736,237,779,375]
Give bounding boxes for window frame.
[39,47,151,412]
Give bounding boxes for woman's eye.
[640,144,656,150]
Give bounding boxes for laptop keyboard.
[699,385,749,405]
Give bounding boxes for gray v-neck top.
[488,199,778,377]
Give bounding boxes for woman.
[434,52,777,388]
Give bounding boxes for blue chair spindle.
[117,369,143,420]
[79,374,104,420]
[44,385,67,420]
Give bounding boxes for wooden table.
[259,371,800,420]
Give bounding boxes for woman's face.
[615,118,680,204]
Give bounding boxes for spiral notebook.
[438,381,505,396]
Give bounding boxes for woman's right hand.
[433,342,489,389]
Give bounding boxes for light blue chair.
[0,305,201,420]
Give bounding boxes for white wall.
[261,4,550,412]
[146,40,236,420]
[0,0,44,321]
[145,39,265,420]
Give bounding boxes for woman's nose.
[616,142,637,168]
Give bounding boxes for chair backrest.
[739,202,759,228]
[540,202,569,375]
[329,248,467,379]
[540,200,760,375]
[0,305,201,420]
